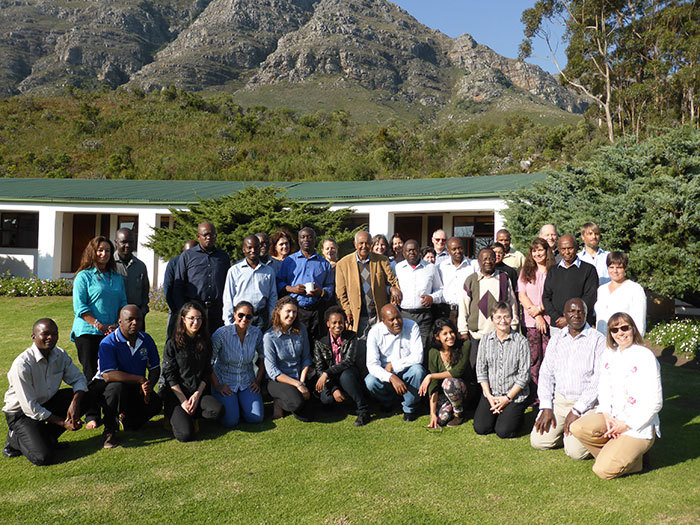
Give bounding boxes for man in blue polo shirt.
[277,227,334,346]
[91,305,161,448]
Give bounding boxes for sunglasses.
[237,313,253,320]
[610,324,631,334]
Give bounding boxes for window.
[453,215,494,258]
[0,212,39,248]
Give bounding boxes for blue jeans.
[364,364,426,414]
[212,385,264,427]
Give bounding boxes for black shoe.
[403,412,418,422]
[3,432,21,458]
[102,432,120,449]
[380,404,394,414]
[354,413,371,427]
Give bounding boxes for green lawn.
[0,297,698,524]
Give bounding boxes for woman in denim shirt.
[263,296,314,422]
[211,301,265,427]
[70,236,127,427]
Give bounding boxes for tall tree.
[148,186,357,262]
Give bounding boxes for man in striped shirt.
[530,298,605,459]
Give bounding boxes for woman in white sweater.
[571,312,662,479]
[594,252,647,336]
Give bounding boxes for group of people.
[3,220,662,480]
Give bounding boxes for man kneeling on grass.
[90,305,162,448]
[3,319,89,466]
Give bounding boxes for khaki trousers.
[530,392,591,460]
[571,413,654,480]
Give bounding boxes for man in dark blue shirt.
[173,222,231,336]
[277,227,334,345]
[91,305,161,449]
[163,239,196,337]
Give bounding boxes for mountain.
[0,0,587,116]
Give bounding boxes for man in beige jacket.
[335,231,402,338]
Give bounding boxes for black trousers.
[472,394,527,439]
[90,380,162,434]
[162,387,223,442]
[203,302,224,338]
[268,375,315,417]
[400,308,433,366]
[4,389,84,466]
[297,302,323,348]
[319,368,369,415]
[74,334,105,382]
[252,308,270,333]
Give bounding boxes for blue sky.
[392,1,566,74]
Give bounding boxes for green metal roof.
[0,173,548,206]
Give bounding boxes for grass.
[0,297,699,524]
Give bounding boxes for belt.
[299,302,321,311]
[400,307,431,314]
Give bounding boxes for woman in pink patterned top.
[517,237,555,389]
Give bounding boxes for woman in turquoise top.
[71,236,127,426]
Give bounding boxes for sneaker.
[102,432,120,449]
[403,412,418,422]
[446,415,463,427]
[3,432,21,458]
[354,413,371,427]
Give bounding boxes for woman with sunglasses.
[571,313,662,479]
[211,301,265,427]
[264,296,314,422]
[162,302,223,441]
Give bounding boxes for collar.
[579,247,605,257]
[476,269,500,280]
[355,252,370,264]
[397,259,425,270]
[239,258,261,269]
[487,330,513,343]
[558,257,582,269]
[294,250,319,260]
[563,323,592,340]
[29,343,56,363]
[444,258,470,269]
[114,328,144,354]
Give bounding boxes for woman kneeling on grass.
[473,302,530,438]
[161,302,223,442]
[571,313,662,479]
[211,301,265,427]
[419,319,470,428]
[264,296,315,422]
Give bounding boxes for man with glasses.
[173,222,231,336]
[222,235,277,331]
[431,229,450,264]
[531,298,605,459]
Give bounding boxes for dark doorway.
[71,214,96,272]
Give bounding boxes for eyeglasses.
[237,313,253,320]
[610,325,631,334]
[433,238,446,243]
[184,316,202,322]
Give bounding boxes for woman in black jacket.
[161,301,223,442]
[313,306,370,426]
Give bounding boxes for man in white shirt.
[438,237,475,326]
[578,222,610,284]
[365,304,426,421]
[531,298,605,459]
[3,319,88,465]
[394,239,443,356]
[431,229,450,264]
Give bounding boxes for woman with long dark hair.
[71,236,127,428]
[162,302,223,441]
[419,319,471,427]
[517,237,555,388]
[269,229,295,263]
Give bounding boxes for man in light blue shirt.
[578,222,610,284]
[365,304,426,421]
[222,235,277,331]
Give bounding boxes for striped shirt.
[476,330,530,403]
[222,258,277,325]
[211,325,263,392]
[537,324,605,413]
